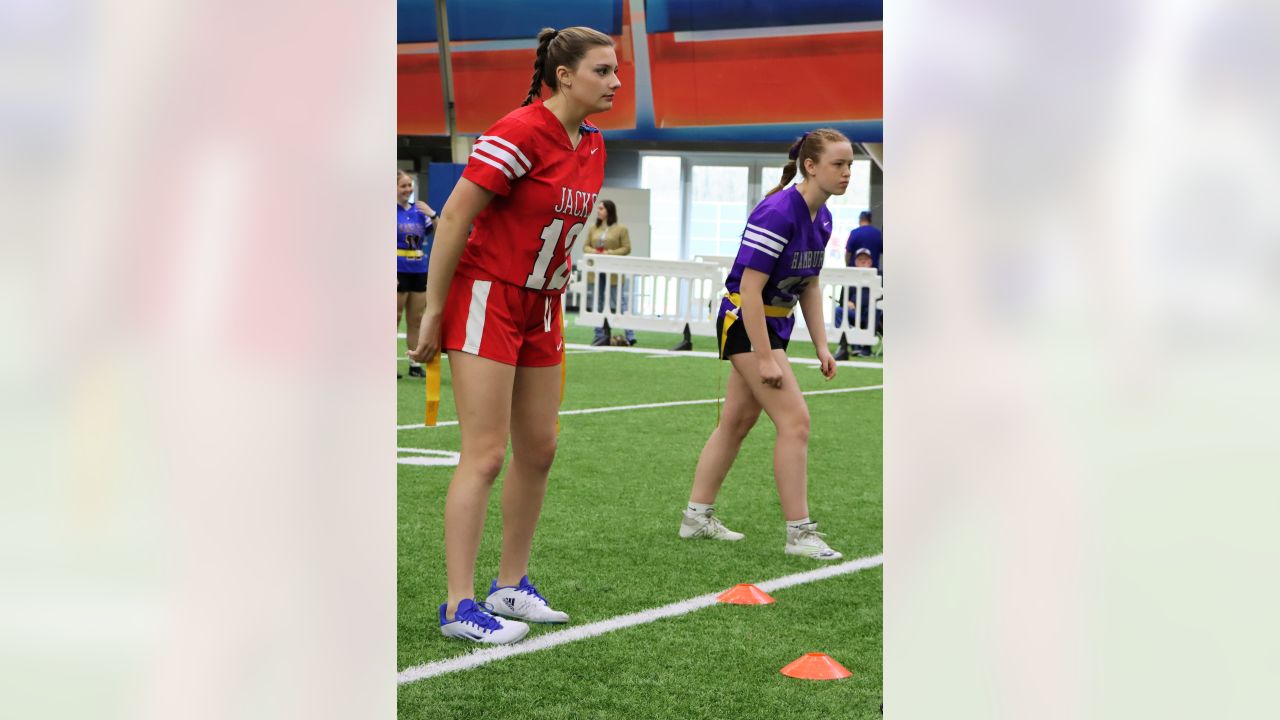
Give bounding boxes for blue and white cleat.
[484,576,570,624]
[439,598,530,644]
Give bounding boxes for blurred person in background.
[843,210,882,358]
[585,199,636,346]
[847,248,883,357]
[397,169,437,378]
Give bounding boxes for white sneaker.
[484,576,570,624]
[439,598,530,644]
[679,509,745,541]
[785,522,843,560]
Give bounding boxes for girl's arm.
[608,225,631,256]
[407,178,495,362]
[798,278,837,380]
[414,200,438,219]
[738,269,785,389]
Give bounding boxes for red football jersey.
[455,100,607,294]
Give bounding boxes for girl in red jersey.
[408,26,619,645]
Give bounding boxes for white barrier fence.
[570,255,882,346]
[572,255,722,336]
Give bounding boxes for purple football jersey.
[723,186,832,340]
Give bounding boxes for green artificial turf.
[397,313,882,717]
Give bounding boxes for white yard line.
[397,553,883,684]
[562,343,883,369]
[394,343,882,368]
[396,384,883,431]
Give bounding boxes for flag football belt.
[423,353,442,426]
[397,249,424,258]
[720,292,793,353]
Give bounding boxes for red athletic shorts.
[441,274,563,367]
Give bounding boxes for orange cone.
[780,653,852,680]
[716,583,775,605]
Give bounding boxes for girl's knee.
[514,438,557,475]
[778,410,810,442]
[465,446,508,480]
[722,412,760,442]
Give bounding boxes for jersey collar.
[532,98,598,148]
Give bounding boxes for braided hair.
[523,26,614,106]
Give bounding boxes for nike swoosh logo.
[590,148,598,155]
[556,340,563,351]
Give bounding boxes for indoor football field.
[397,318,883,718]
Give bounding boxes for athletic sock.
[786,517,812,531]
[686,502,715,516]
[408,360,422,368]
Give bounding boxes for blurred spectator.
[585,199,636,346]
[843,210,882,357]
[845,210,882,270]
[397,169,437,377]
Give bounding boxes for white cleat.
[679,509,745,541]
[485,576,570,624]
[785,522,843,561]
[439,598,530,644]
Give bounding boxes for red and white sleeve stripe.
[470,135,532,180]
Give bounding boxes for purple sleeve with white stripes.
[734,205,792,276]
[461,117,536,197]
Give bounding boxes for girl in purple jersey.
[679,128,853,561]
[397,169,437,379]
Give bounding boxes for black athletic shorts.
[397,272,427,293]
[717,311,788,359]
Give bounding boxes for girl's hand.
[408,313,442,363]
[757,356,784,389]
[816,348,837,380]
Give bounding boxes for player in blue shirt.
[679,128,852,561]
[843,210,883,357]
[845,210,882,270]
[397,169,437,378]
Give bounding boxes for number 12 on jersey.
[524,217,584,291]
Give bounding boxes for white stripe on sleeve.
[743,229,785,252]
[746,223,788,245]
[741,239,780,258]
[469,153,514,180]
[479,135,532,171]
[472,141,528,179]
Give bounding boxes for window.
[688,165,748,258]
[759,166,795,197]
[640,152,873,262]
[640,156,682,260]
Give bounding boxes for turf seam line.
[396,384,883,431]
[397,553,883,684]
